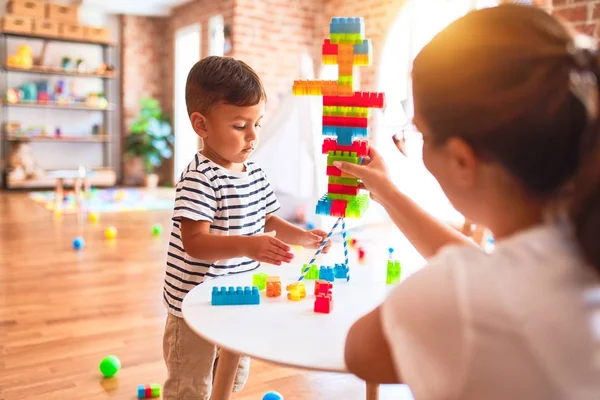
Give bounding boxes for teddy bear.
[7,141,45,181]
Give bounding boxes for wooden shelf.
[2,101,114,111]
[0,31,115,47]
[4,65,116,79]
[7,135,110,143]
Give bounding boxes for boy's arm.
[265,215,331,252]
[181,218,294,265]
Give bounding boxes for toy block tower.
[293,17,385,219]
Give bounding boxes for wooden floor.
[0,192,413,400]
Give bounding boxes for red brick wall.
[121,16,170,132]
[231,0,321,114]
[552,0,600,37]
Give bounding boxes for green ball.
[152,224,163,236]
[99,355,121,377]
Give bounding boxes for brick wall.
[552,0,600,37]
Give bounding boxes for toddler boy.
[163,56,330,400]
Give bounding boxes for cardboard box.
[33,19,59,37]
[1,15,33,34]
[59,23,83,40]
[46,3,78,24]
[83,26,110,43]
[7,0,45,19]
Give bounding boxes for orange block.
[266,276,282,297]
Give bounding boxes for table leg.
[366,382,379,400]
[210,349,240,400]
[54,178,63,213]
[74,178,82,212]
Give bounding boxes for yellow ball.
[105,226,117,239]
[88,212,98,223]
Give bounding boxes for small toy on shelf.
[7,141,45,182]
[61,56,72,70]
[6,88,20,103]
[266,276,282,297]
[286,282,306,301]
[137,383,161,398]
[386,260,401,285]
[252,272,268,290]
[7,45,33,69]
[211,286,260,306]
[99,355,121,378]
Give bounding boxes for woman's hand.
[333,146,392,202]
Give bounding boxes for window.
[209,15,225,57]
[375,0,498,223]
[173,24,201,181]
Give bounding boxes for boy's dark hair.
[412,5,600,270]
[185,56,266,116]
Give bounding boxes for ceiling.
[82,0,192,16]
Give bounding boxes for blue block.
[330,17,364,34]
[323,126,369,145]
[319,266,335,282]
[137,385,146,399]
[334,263,349,280]
[211,286,260,306]
[316,195,332,216]
[354,40,372,55]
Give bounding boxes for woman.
[339,5,600,399]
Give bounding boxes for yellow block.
[353,54,371,66]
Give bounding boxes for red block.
[323,116,368,128]
[328,184,359,195]
[322,39,338,55]
[326,165,342,177]
[322,138,368,157]
[314,293,333,314]
[145,386,152,398]
[323,92,385,108]
[314,280,333,296]
[330,199,347,217]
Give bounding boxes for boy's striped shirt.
[163,153,280,316]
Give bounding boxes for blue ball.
[263,391,284,400]
[73,237,85,250]
[306,222,316,230]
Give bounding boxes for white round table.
[182,261,397,400]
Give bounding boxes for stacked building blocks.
[334,263,349,280]
[252,272,268,290]
[293,16,385,219]
[300,264,319,280]
[137,383,161,398]
[266,276,282,297]
[318,266,335,282]
[286,282,307,301]
[387,260,401,285]
[211,286,260,306]
[314,279,333,296]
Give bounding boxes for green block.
[151,383,161,397]
[301,264,319,280]
[328,176,359,186]
[327,193,359,201]
[327,151,359,166]
[386,260,401,284]
[330,33,364,44]
[323,106,369,118]
[338,75,353,86]
[252,272,268,290]
[345,194,370,219]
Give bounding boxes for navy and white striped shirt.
[163,153,280,316]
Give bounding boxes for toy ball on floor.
[105,226,117,240]
[72,237,85,250]
[88,212,99,223]
[263,391,284,400]
[99,355,121,378]
[152,224,162,236]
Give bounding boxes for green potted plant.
[125,98,173,188]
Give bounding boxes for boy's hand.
[244,231,294,265]
[298,229,332,253]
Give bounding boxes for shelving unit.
[0,30,117,189]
